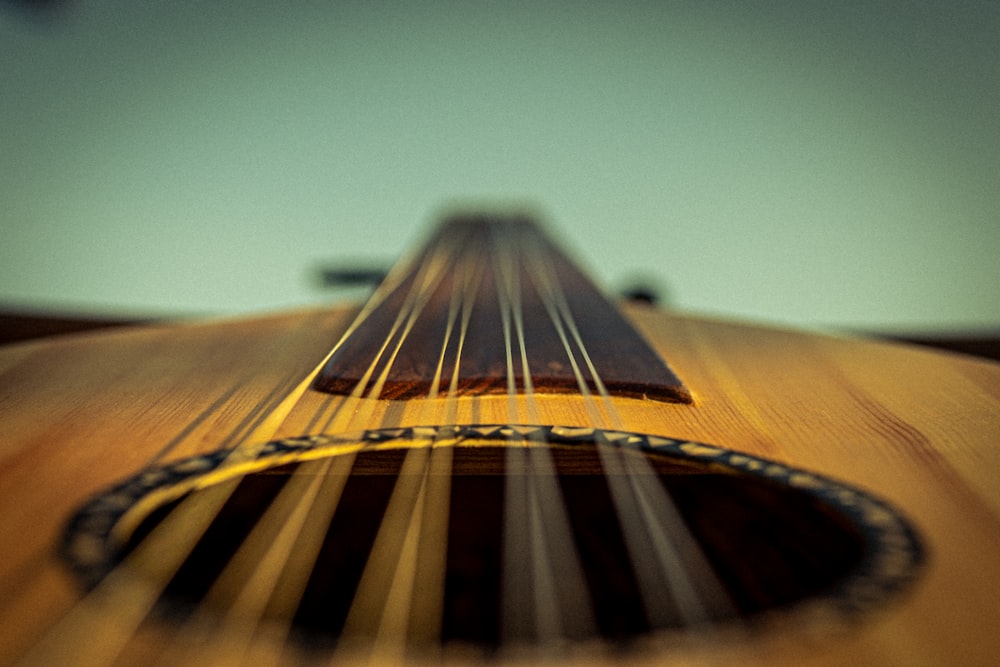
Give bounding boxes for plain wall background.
[2,1,997,332]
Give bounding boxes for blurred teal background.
[1,1,997,332]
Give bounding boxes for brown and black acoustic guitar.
[1,213,998,666]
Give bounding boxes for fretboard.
[313,214,690,403]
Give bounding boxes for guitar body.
[0,216,998,665]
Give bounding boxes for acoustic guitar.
[1,213,998,666]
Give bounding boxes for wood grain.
[0,304,998,665]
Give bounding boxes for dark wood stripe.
[313,215,691,402]
[0,310,149,345]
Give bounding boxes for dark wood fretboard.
[313,214,690,402]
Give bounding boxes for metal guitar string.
[491,223,596,645]
[201,227,471,663]
[521,233,735,628]
[160,229,469,664]
[15,230,463,666]
[329,231,478,661]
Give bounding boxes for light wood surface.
[1,303,998,666]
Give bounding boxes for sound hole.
[120,444,867,650]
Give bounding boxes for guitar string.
[193,232,478,662]
[228,230,474,664]
[7,335,322,664]
[224,222,461,448]
[153,227,473,663]
[378,228,486,651]
[337,442,433,658]
[16,233,467,666]
[352,237,485,661]
[187,226,472,664]
[319,225,467,434]
[130,261,451,663]
[334,233,479,661]
[240,226,476,662]
[494,223,595,645]
[154,456,346,665]
[23,409,316,666]
[522,236,735,628]
[523,236,686,624]
[203,230,446,457]
[15,309,361,666]
[513,229,597,644]
[144,273,400,466]
[496,222,544,644]
[303,223,474,439]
